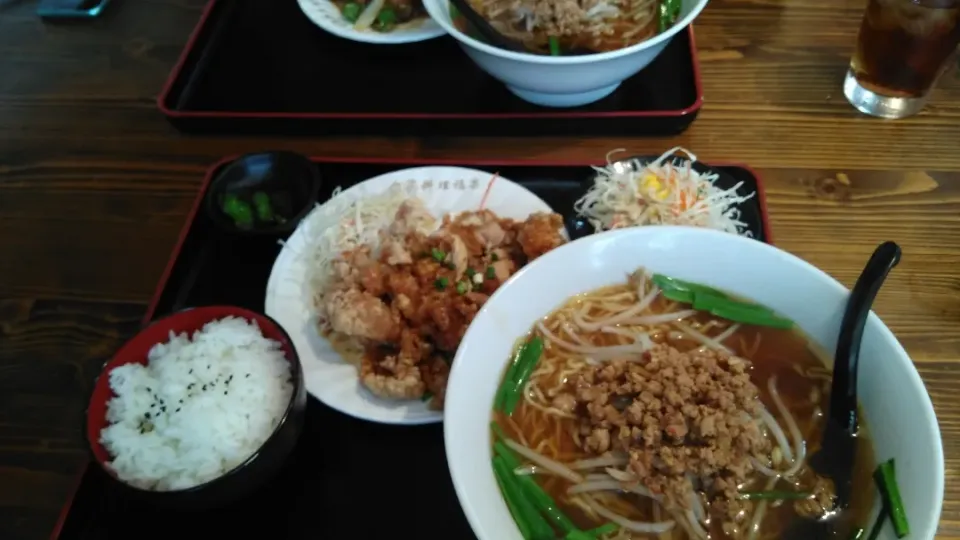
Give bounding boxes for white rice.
[100,316,294,491]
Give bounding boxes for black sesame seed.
[223,391,227,395]
[179,399,183,404]
[176,408,180,413]
[246,373,250,378]
[146,387,152,392]
[189,369,193,374]
[202,384,207,391]
[145,412,151,419]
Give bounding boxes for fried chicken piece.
[324,288,401,342]
[421,355,451,410]
[518,212,565,260]
[359,329,427,400]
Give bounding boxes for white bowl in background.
[444,226,943,540]
[298,0,445,44]
[422,0,709,107]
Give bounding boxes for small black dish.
[205,151,322,236]
[564,154,764,242]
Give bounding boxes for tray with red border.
[51,157,769,540]
[158,0,704,137]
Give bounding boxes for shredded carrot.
[479,172,499,210]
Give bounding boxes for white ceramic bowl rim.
[424,0,708,64]
[444,226,944,540]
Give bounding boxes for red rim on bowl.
[84,305,302,493]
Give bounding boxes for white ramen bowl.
[445,226,943,540]
[422,0,709,107]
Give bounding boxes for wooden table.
[1,0,958,538]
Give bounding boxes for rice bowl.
[86,306,307,507]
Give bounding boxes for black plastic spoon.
[447,0,527,52]
[447,0,594,56]
[785,241,901,539]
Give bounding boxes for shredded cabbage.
[574,147,755,236]
[299,183,435,314]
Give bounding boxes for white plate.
[297,0,445,44]
[264,166,557,425]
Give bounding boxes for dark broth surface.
[492,287,875,539]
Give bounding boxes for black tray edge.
[155,0,705,124]
[49,155,770,540]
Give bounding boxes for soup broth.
[491,273,875,539]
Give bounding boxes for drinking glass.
[844,0,960,118]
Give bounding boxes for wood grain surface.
[1,0,958,538]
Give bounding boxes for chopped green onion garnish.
[485,266,496,279]
[495,346,525,412]
[652,273,725,298]
[866,504,887,540]
[435,276,448,290]
[738,490,812,501]
[377,7,395,24]
[652,272,794,329]
[493,456,552,539]
[565,530,593,540]
[875,459,909,538]
[548,36,561,56]
[492,460,534,540]
[431,248,446,262]
[491,252,499,261]
[661,287,694,304]
[503,337,544,415]
[466,267,476,278]
[421,390,433,402]
[374,7,396,30]
[342,1,361,22]
[456,281,468,295]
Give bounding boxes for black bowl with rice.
[85,306,307,509]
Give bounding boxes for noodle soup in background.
[421,0,709,107]
[444,227,942,540]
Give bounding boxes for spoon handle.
[829,241,902,433]
[447,0,526,52]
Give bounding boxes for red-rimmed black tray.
[51,157,770,540]
[158,0,703,137]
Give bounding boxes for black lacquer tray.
[52,157,770,540]
[158,0,704,137]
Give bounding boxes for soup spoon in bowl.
[447,0,526,52]
[447,0,594,56]
[786,241,901,538]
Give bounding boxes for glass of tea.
[845,0,960,118]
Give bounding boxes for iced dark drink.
[845,0,960,118]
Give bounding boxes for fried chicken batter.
[319,204,565,409]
